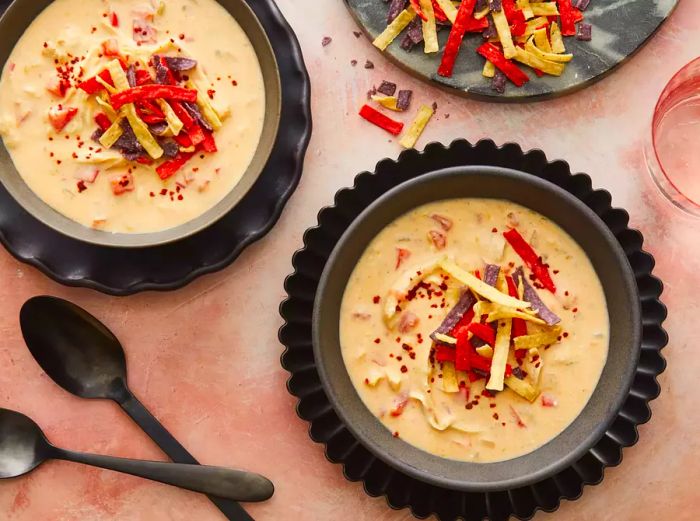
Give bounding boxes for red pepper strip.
[188,124,207,146]
[468,323,495,346]
[515,348,527,359]
[506,275,528,338]
[449,307,475,336]
[455,327,472,371]
[136,156,153,165]
[474,269,481,279]
[200,131,217,153]
[470,353,513,376]
[435,345,456,362]
[110,11,119,27]
[571,6,583,23]
[173,132,193,147]
[533,68,545,77]
[468,372,483,382]
[156,152,194,180]
[431,0,448,22]
[409,0,429,21]
[503,228,556,292]
[358,104,404,136]
[476,43,529,87]
[94,113,112,132]
[464,16,489,32]
[158,56,177,86]
[437,0,477,77]
[140,113,166,124]
[135,69,153,86]
[139,99,165,117]
[505,364,513,378]
[502,0,525,23]
[510,19,527,36]
[170,101,196,129]
[78,69,114,94]
[557,0,576,35]
[110,85,198,110]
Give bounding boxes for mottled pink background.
[0,0,698,519]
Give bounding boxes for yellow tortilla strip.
[514,328,562,349]
[474,301,546,325]
[441,362,460,392]
[533,28,552,53]
[482,60,496,78]
[526,36,573,62]
[98,116,124,148]
[373,8,417,51]
[399,104,435,149]
[434,333,456,345]
[419,0,439,53]
[550,21,566,53]
[434,0,458,23]
[371,94,401,111]
[474,6,490,19]
[492,10,516,59]
[505,375,540,402]
[486,318,512,391]
[513,47,566,76]
[476,345,494,358]
[516,0,535,19]
[440,259,530,309]
[530,2,559,15]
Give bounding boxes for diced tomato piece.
[94,113,112,132]
[111,173,134,195]
[430,214,453,231]
[398,311,419,334]
[435,345,456,362]
[396,247,411,269]
[429,230,447,250]
[48,106,78,132]
[110,11,119,27]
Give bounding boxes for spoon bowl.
[0,409,50,479]
[20,296,127,401]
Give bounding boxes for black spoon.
[0,408,273,501]
[20,296,265,520]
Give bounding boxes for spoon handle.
[118,392,258,521]
[53,447,274,502]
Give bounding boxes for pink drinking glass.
[645,57,700,216]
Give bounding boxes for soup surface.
[0,0,265,233]
[340,198,609,462]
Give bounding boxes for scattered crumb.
[444,113,450,119]
[321,36,332,47]
[351,59,357,66]
[432,101,438,111]
[364,60,375,69]
[353,31,362,38]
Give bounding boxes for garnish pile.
[374,0,592,93]
[381,225,564,406]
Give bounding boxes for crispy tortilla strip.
[434,0,459,23]
[474,301,546,324]
[409,391,455,430]
[474,5,490,19]
[371,94,401,111]
[513,47,566,76]
[441,361,460,392]
[492,10,516,59]
[98,116,125,148]
[419,0,439,53]
[186,80,223,130]
[157,99,184,136]
[434,333,457,345]
[514,328,562,349]
[399,104,434,149]
[516,0,535,19]
[440,259,530,308]
[550,21,566,53]
[533,28,552,53]
[373,8,417,51]
[505,375,540,402]
[95,93,119,120]
[482,60,496,78]
[530,1,559,15]
[486,318,512,391]
[526,36,573,62]
[476,345,494,358]
[523,347,543,385]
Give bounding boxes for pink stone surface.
[0,1,699,519]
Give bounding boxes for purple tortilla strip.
[182,101,213,133]
[512,366,527,380]
[576,23,592,41]
[407,17,424,44]
[114,120,144,154]
[489,0,502,11]
[126,65,137,88]
[149,122,169,136]
[387,0,408,23]
[472,265,500,348]
[491,71,507,93]
[159,139,179,158]
[483,17,497,39]
[400,34,416,50]
[475,0,489,11]
[152,56,170,84]
[573,0,590,10]
[513,267,561,326]
[397,90,413,111]
[377,81,397,96]
[164,56,198,71]
[91,129,104,143]
[121,149,142,161]
[430,291,476,342]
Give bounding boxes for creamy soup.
[0,0,265,233]
[340,199,609,463]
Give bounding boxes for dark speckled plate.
[345,0,679,101]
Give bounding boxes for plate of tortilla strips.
[345,0,679,101]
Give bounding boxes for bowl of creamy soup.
[0,0,280,247]
[313,166,641,491]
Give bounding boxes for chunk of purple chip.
[576,23,592,41]
[573,0,590,10]
[475,0,489,11]
[387,0,408,23]
[489,0,502,12]
[160,139,180,158]
[321,36,332,47]
[483,17,497,39]
[163,56,198,71]
[364,60,375,69]
[126,65,137,88]
[377,81,397,96]
[400,34,415,50]
[149,122,169,136]
[491,71,507,94]
[396,90,413,111]
[182,101,213,133]
[406,18,424,44]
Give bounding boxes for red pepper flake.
[393,431,400,438]
[76,181,87,193]
[71,152,78,159]
[563,332,569,338]
[374,338,381,344]
[364,378,370,385]
[493,413,499,420]
[178,194,184,201]
[491,227,498,233]
[400,365,408,373]
[207,89,216,99]
[372,295,380,304]
[489,403,497,408]
[149,192,155,197]
[572,307,578,313]
[396,355,403,361]
[179,33,186,40]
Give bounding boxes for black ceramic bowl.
[313,166,640,492]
